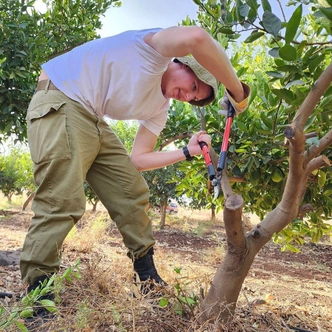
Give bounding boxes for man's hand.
[187,131,211,156]
[219,82,251,116]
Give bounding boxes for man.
[20,26,250,295]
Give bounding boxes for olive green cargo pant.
[20,86,155,286]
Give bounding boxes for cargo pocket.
[26,102,71,164]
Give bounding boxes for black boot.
[27,275,53,295]
[25,275,56,323]
[133,248,167,294]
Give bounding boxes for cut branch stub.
[225,193,243,210]
[224,194,245,250]
[284,126,296,139]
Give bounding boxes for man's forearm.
[131,149,187,172]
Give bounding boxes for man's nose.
[185,92,195,102]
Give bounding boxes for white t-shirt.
[42,28,172,136]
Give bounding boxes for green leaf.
[309,54,326,72]
[285,80,305,88]
[266,71,283,78]
[262,0,272,12]
[218,27,234,34]
[236,120,248,132]
[285,5,302,43]
[174,267,181,274]
[184,297,197,305]
[239,3,250,17]
[286,243,301,253]
[39,299,58,313]
[237,66,248,77]
[235,148,248,153]
[271,88,295,104]
[279,44,297,61]
[318,171,327,187]
[275,65,299,72]
[320,7,332,20]
[268,47,280,57]
[323,183,332,196]
[247,0,259,10]
[19,308,34,318]
[306,137,319,146]
[248,8,258,23]
[15,321,29,332]
[262,11,282,38]
[261,114,273,128]
[320,95,332,108]
[159,298,169,307]
[244,31,265,43]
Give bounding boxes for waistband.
[35,80,60,92]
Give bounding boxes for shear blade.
[212,178,221,200]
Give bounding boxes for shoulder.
[142,26,210,57]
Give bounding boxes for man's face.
[163,63,212,103]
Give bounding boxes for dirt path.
[1,209,332,331]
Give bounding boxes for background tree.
[142,165,185,228]
[109,120,139,152]
[0,147,35,202]
[0,0,120,142]
[158,101,219,220]
[84,182,99,212]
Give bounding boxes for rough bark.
[22,191,35,211]
[199,62,332,325]
[159,199,168,229]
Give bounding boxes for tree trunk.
[159,198,168,229]
[22,192,35,211]
[210,204,216,222]
[199,63,332,325]
[7,193,12,203]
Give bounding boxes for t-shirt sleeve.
[139,102,169,136]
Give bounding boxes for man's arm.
[144,26,245,103]
[131,124,210,172]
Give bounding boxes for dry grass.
[20,260,327,332]
[20,255,325,332]
[1,205,331,331]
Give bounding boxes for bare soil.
[0,207,331,331]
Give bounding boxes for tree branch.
[158,132,192,151]
[304,129,332,166]
[276,0,286,21]
[293,62,332,130]
[304,155,331,177]
[304,132,317,139]
[298,204,314,219]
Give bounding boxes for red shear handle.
[221,116,233,152]
[199,141,212,165]
[199,141,216,180]
[218,103,235,171]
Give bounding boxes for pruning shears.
[200,102,235,199]
[199,140,220,199]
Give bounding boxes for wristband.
[226,81,251,115]
[182,146,194,161]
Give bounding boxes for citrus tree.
[159,0,332,324]
[0,0,120,142]
[142,165,185,228]
[0,147,35,202]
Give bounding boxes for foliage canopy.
[0,0,120,141]
[159,0,332,248]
